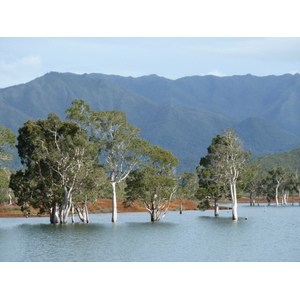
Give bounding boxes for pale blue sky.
[1,1,300,88]
[1,37,300,88]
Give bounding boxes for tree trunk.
[249,191,255,206]
[75,199,89,223]
[71,203,75,223]
[8,189,12,205]
[151,206,158,222]
[60,187,72,224]
[84,199,89,223]
[111,181,117,223]
[214,198,219,217]
[275,183,279,206]
[230,183,238,220]
[50,202,59,224]
[179,202,183,214]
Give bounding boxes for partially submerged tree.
[66,100,151,223]
[268,167,286,206]
[125,145,178,222]
[11,113,100,223]
[243,163,267,206]
[198,128,250,220]
[90,110,150,223]
[196,165,226,217]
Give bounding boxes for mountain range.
[1,71,300,172]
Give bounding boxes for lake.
[0,204,299,262]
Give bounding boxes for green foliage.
[10,112,100,220]
[250,147,300,172]
[176,172,198,200]
[0,125,16,166]
[0,168,12,203]
[197,198,210,211]
[125,144,178,221]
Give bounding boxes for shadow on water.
[125,221,176,228]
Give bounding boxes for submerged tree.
[91,111,150,223]
[198,128,250,220]
[268,167,286,206]
[66,99,151,223]
[10,113,100,224]
[125,145,178,222]
[196,165,227,217]
[243,163,267,206]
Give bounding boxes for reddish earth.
[0,199,199,218]
[1,197,299,218]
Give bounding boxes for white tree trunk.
[50,203,59,224]
[111,181,117,223]
[151,208,158,222]
[282,192,288,205]
[75,200,89,223]
[230,183,238,220]
[60,187,72,224]
[7,188,12,205]
[275,183,279,206]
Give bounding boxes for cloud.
[0,55,42,88]
[206,70,227,77]
[0,55,42,74]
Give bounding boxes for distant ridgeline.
[1,71,300,172]
[250,147,300,173]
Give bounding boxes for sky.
[1,37,300,88]
[1,1,300,88]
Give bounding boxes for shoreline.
[2,197,294,218]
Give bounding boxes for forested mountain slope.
[89,73,300,136]
[250,147,300,173]
[1,72,300,172]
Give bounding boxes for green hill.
[1,71,300,172]
[251,147,300,172]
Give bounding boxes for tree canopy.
[198,128,250,220]
[10,113,101,223]
[0,125,16,165]
[125,145,178,221]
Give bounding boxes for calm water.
[0,204,299,262]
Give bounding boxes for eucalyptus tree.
[90,110,150,223]
[196,165,227,217]
[280,172,298,206]
[12,113,99,223]
[66,99,151,223]
[71,166,106,223]
[199,128,250,220]
[125,145,178,222]
[268,167,286,206]
[243,163,267,206]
